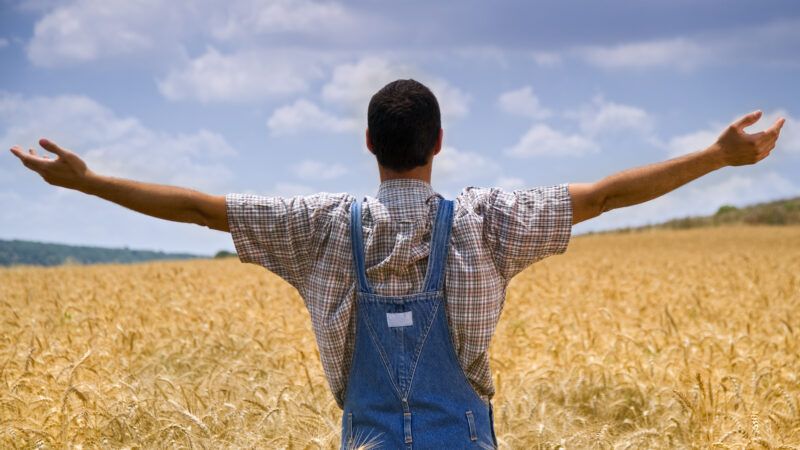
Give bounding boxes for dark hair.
[367,79,441,171]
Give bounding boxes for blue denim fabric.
[342,199,498,449]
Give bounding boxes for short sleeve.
[225,192,349,291]
[464,182,573,281]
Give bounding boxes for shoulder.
[454,183,572,215]
[225,191,355,221]
[454,186,499,212]
[226,191,353,207]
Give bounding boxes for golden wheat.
[1,225,798,449]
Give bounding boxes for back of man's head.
[368,79,441,172]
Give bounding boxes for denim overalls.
[341,199,498,449]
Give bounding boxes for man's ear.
[365,128,375,155]
[432,128,443,156]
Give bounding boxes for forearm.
[597,143,727,212]
[79,172,210,226]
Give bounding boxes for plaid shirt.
[226,179,573,408]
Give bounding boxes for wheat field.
[1,225,799,449]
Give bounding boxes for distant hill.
[0,239,208,267]
[596,196,800,234]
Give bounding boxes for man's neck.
[377,163,433,184]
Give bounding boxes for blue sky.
[1,0,799,255]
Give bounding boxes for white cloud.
[320,57,398,108]
[505,124,599,158]
[499,95,652,162]
[17,0,64,12]
[209,0,356,41]
[700,172,797,202]
[432,146,527,197]
[26,0,185,67]
[497,86,551,119]
[25,0,359,67]
[453,46,510,68]
[268,57,471,135]
[576,20,800,71]
[158,48,324,102]
[266,182,316,197]
[426,78,471,122]
[666,109,799,158]
[531,51,562,67]
[321,57,470,122]
[433,146,500,186]
[495,176,526,191]
[0,92,235,191]
[569,96,653,136]
[578,37,708,71]
[292,159,349,180]
[666,129,720,158]
[267,99,358,135]
[0,38,9,49]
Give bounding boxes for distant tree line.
[0,239,213,267]
[585,196,800,235]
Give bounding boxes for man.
[9,79,784,448]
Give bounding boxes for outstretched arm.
[9,139,229,232]
[569,110,786,225]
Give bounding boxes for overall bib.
[341,199,498,449]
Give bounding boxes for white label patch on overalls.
[386,311,413,327]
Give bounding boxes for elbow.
[584,187,609,221]
[196,207,229,232]
[598,193,612,215]
[193,194,230,232]
[595,182,617,216]
[191,207,211,229]
[196,212,213,229]
[569,182,609,225]
[191,204,215,229]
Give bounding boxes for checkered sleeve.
[225,192,348,291]
[468,182,573,281]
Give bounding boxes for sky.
[1,0,799,255]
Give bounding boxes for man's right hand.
[714,110,785,167]
[569,110,787,225]
[9,138,95,193]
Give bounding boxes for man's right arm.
[9,139,229,232]
[81,174,229,232]
[569,110,785,225]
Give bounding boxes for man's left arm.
[569,110,785,225]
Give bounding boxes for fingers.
[764,117,786,138]
[29,148,50,159]
[10,146,34,161]
[732,110,763,130]
[755,129,781,160]
[9,146,24,159]
[751,117,785,149]
[28,147,53,159]
[756,138,776,161]
[9,145,48,172]
[39,138,68,157]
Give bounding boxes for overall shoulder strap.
[423,199,454,292]
[350,199,373,294]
